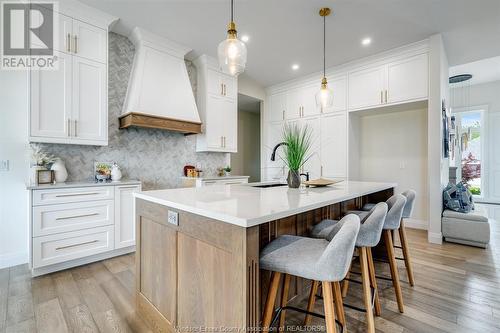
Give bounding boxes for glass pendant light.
[315,8,334,109]
[218,0,247,76]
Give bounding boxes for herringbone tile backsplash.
[35,32,229,190]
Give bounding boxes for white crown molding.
[129,27,192,60]
[32,0,119,29]
[266,38,430,95]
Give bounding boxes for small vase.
[51,159,68,183]
[287,170,301,188]
[111,163,122,182]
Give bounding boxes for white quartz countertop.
[134,181,396,228]
[27,179,141,190]
[180,175,250,180]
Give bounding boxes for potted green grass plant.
[281,123,313,188]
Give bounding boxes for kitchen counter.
[26,179,141,190]
[135,180,396,227]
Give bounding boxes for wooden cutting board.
[303,178,343,187]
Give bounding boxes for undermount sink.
[250,183,288,188]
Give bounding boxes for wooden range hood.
[120,27,202,135]
[119,112,201,134]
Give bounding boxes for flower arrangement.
[31,144,56,169]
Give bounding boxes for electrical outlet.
[0,160,9,172]
[168,210,179,226]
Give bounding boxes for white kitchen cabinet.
[182,176,249,187]
[301,116,321,179]
[265,121,285,168]
[115,184,141,249]
[29,181,140,276]
[322,75,347,113]
[72,57,107,141]
[348,54,429,111]
[30,51,72,139]
[206,69,236,100]
[386,53,428,104]
[348,65,386,110]
[72,20,107,64]
[195,55,238,152]
[29,7,111,146]
[320,112,348,178]
[268,92,287,122]
[286,85,319,119]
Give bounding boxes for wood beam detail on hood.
[119,112,201,134]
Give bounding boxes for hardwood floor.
[1,204,499,332]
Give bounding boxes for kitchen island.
[134,181,396,332]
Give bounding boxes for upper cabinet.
[194,55,238,153]
[268,92,287,122]
[348,53,429,111]
[29,7,115,146]
[386,54,428,104]
[286,85,319,119]
[348,65,386,110]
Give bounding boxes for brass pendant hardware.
[319,8,331,17]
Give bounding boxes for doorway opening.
[231,94,262,182]
[452,109,485,197]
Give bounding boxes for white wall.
[427,34,449,244]
[0,70,30,268]
[355,108,429,228]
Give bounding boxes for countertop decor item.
[111,163,123,181]
[218,0,247,76]
[184,165,195,177]
[51,158,68,183]
[281,123,313,188]
[94,162,112,182]
[37,170,55,184]
[303,178,342,187]
[224,166,232,176]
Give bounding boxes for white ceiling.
[80,0,500,87]
[449,56,500,86]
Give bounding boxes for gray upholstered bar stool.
[260,215,360,333]
[309,203,388,333]
[350,194,407,313]
[361,190,416,286]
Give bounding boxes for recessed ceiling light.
[361,37,372,46]
[241,35,249,42]
[292,64,300,70]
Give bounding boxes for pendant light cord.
[231,0,234,22]
[323,15,326,78]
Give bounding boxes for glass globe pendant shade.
[218,23,247,76]
[316,78,334,109]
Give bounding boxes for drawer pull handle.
[56,239,98,251]
[118,186,139,189]
[56,213,99,220]
[55,192,100,197]
[224,182,243,185]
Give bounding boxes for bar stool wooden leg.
[366,247,381,316]
[333,281,346,328]
[341,260,353,297]
[384,230,404,313]
[359,247,375,333]
[304,280,320,326]
[322,281,338,333]
[279,274,291,330]
[262,271,282,332]
[399,219,415,286]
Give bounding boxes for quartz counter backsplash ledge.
[34,32,228,191]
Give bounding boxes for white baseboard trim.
[428,231,443,244]
[0,251,29,269]
[404,218,428,230]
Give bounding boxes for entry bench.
[442,206,491,248]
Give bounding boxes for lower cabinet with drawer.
[29,181,141,276]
